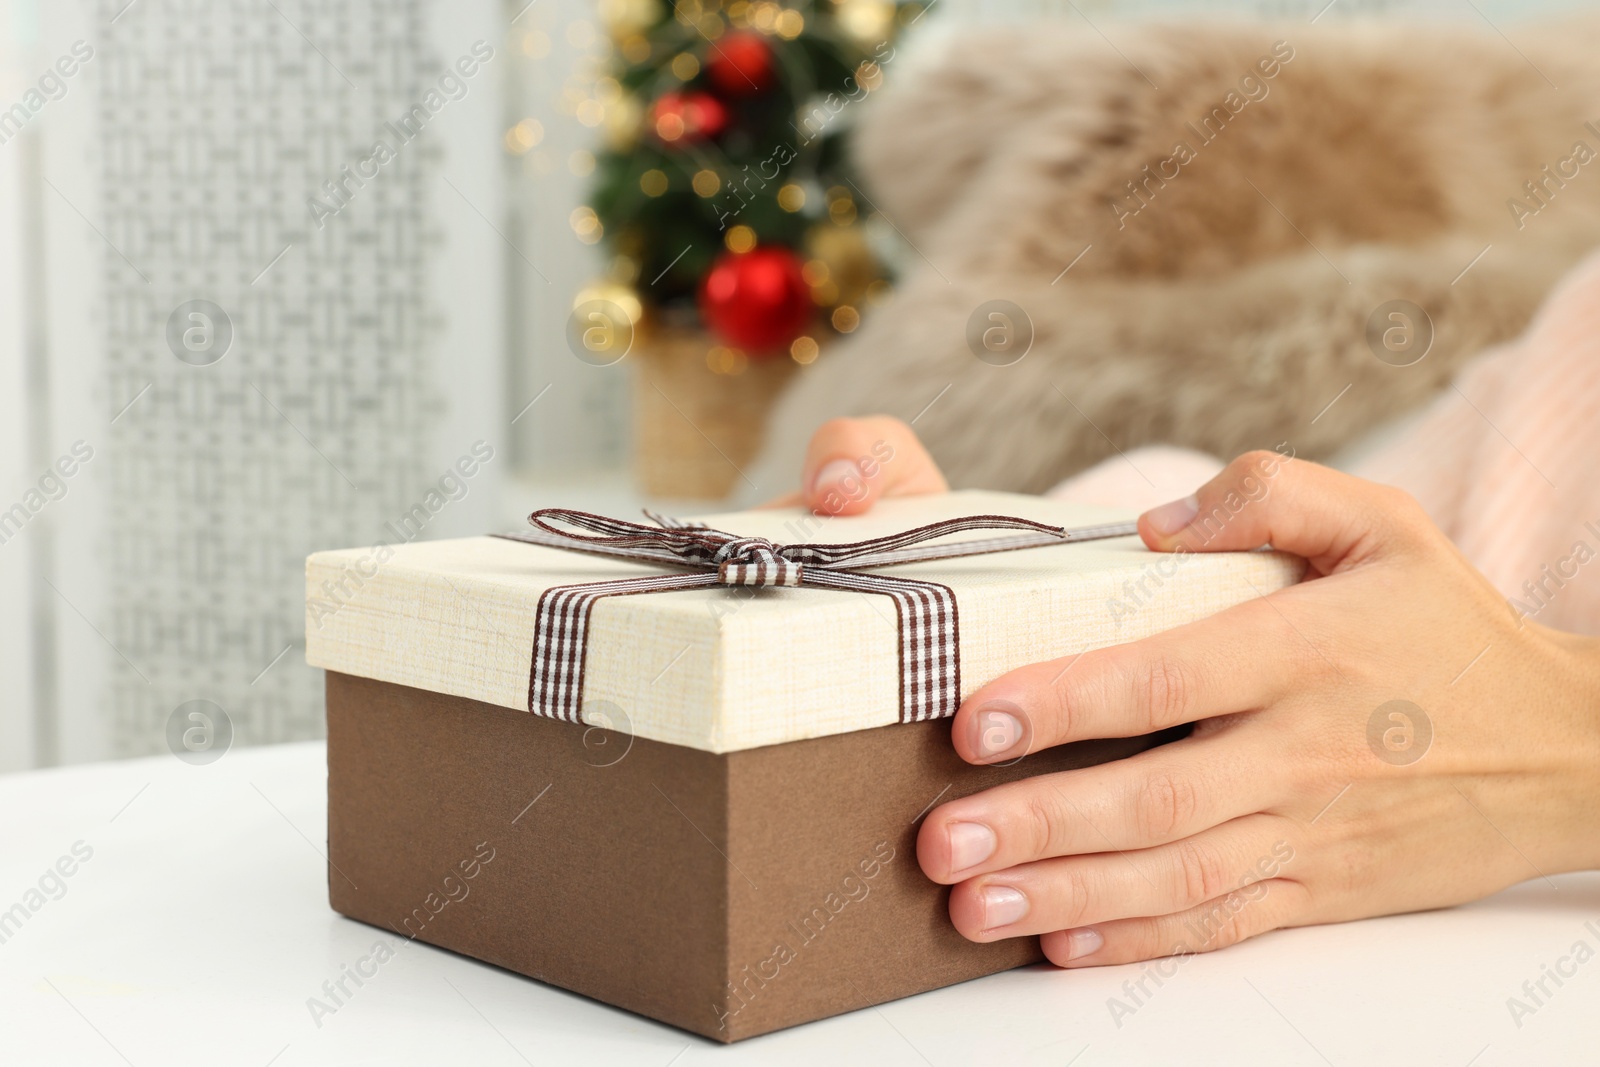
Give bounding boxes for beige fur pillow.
[749,16,1600,496]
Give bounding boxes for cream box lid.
[304,490,1302,753]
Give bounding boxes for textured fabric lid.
[304,491,1303,753]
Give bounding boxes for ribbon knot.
[494,507,1138,726]
[713,537,802,587]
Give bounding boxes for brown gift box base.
[325,672,1172,1042]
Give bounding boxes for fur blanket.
[746,16,1600,498]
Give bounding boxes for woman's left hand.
[919,451,1600,966]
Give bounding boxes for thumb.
[1136,449,1424,576]
[801,416,947,516]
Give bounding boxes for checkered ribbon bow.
[495,508,1138,725]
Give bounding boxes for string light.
[654,112,685,141]
[706,346,749,375]
[570,206,603,244]
[521,31,551,58]
[640,169,669,196]
[621,35,651,62]
[777,183,806,211]
[838,0,895,42]
[671,53,700,80]
[692,169,722,196]
[504,119,543,155]
[828,196,856,226]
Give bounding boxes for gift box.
[305,491,1302,1041]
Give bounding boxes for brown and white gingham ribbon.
[493,509,1137,726]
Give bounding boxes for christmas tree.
[580,0,919,367]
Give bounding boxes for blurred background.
[0,0,1585,771]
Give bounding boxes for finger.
[1137,449,1433,575]
[759,490,803,509]
[918,732,1282,883]
[946,814,1295,943]
[1039,876,1311,968]
[952,596,1308,763]
[800,415,947,516]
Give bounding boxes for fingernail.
[1066,928,1103,960]
[974,703,1023,758]
[947,821,997,874]
[811,458,859,497]
[1144,494,1199,536]
[980,885,1029,931]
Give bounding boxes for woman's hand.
[763,415,947,515]
[913,451,1600,966]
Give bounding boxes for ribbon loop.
[712,535,778,564]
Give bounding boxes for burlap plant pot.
[632,324,800,501]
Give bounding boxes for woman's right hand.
[767,415,949,516]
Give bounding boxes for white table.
[2,741,1595,1066]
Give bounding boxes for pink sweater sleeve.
[1049,249,1600,636]
[1353,249,1600,635]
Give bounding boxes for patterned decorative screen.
[23,0,502,764]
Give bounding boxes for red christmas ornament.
[706,32,775,95]
[649,90,728,144]
[699,247,812,354]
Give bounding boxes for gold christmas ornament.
[805,223,875,304]
[802,256,838,305]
